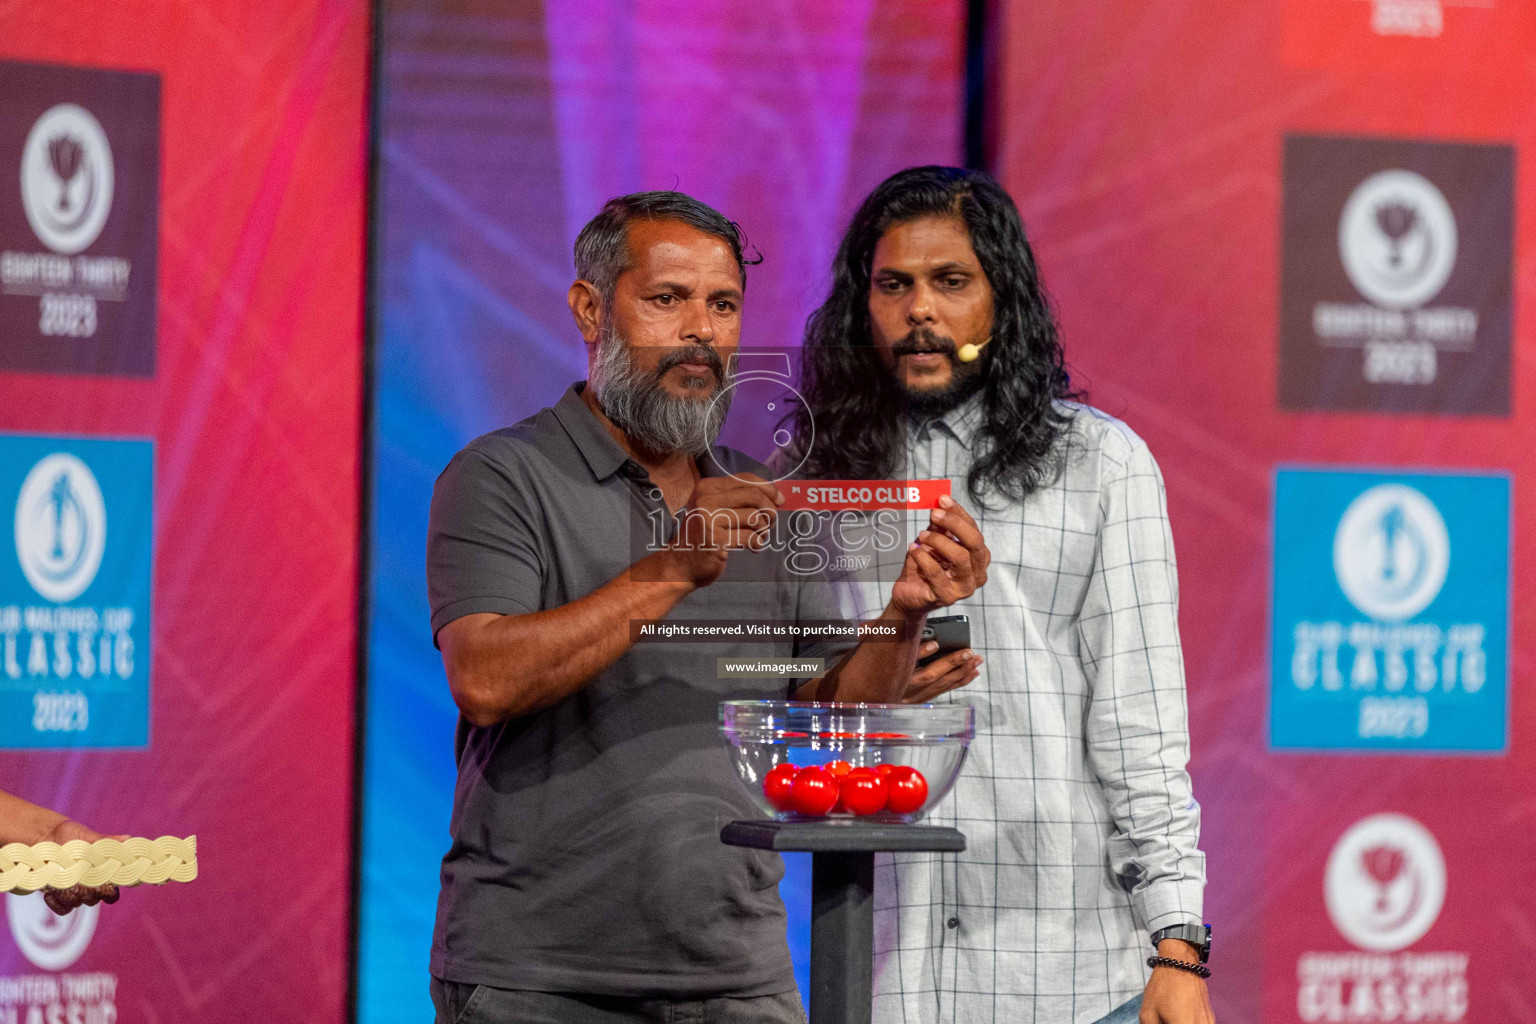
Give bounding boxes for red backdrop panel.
[0,2,368,1021]
[997,3,1533,1021]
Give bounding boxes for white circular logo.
[1325,813,1446,952]
[1338,169,1457,310]
[6,893,99,971]
[20,103,115,255]
[1333,483,1448,622]
[707,352,814,483]
[14,453,107,604]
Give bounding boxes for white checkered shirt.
[851,399,1207,1024]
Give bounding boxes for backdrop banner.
[0,4,369,1022]
[998,4,1533,1020]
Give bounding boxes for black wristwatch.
[1150,923,1211,964]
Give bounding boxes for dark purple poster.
[0,60,159,378]
[1279,134,1512,415]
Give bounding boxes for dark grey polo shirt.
[427,382,853,998]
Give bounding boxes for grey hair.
[573,191,755,301]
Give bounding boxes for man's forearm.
[443,549,698,726]
[795,605,924,703]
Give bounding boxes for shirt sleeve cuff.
[1137,880,1206,935]
[430,596,537,645]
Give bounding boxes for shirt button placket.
[625,462,675,545]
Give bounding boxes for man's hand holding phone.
[885,495,990,702]
[906,614,983,703]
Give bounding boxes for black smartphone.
[916,613,970,668]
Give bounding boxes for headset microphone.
[957,336,992,363]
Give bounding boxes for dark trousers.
[430,979,806,1024]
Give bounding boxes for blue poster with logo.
[1271,468,1509,753]
[0,434,152,748]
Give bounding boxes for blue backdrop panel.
[358,3,962,1020]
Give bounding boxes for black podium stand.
[721,820,966,1024]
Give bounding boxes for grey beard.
[588,328,734,456]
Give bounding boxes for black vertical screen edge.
[963,0,998,172]
[347,0,385,1020]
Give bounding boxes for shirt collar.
[552,382,631,481]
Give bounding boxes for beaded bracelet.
[1148,955,1211,979]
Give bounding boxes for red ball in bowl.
[763,763,800,812]
[790,766,839,817]
[884,766,929,815]
[840,767,888,816]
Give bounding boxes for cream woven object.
[0,836,197,893]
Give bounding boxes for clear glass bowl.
[719,700,975,824]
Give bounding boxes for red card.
[776,479,950,511]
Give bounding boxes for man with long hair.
[790,167,1212,1024]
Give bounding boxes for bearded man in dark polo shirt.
[425,191,992,1024]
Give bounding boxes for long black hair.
[789,166,1080,506]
